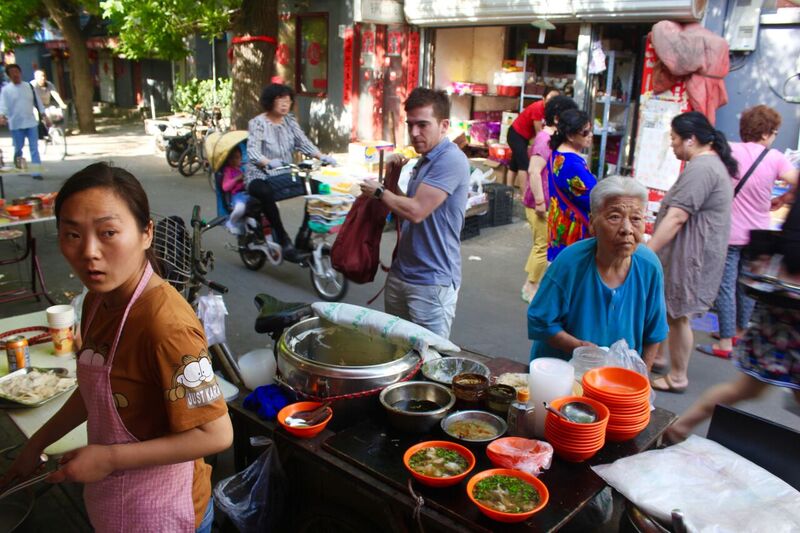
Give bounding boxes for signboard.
[343,28,354,105]
[354,0,405,24]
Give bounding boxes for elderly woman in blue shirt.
[528,176,668,364]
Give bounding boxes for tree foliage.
[100,0,241,60]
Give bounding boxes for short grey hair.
[590,175,648,214]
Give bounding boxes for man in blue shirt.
[0,64,49,180]
[360,88,470,338]
[528,176,668,364]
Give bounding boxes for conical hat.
[206,130,249,172]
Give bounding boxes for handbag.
[265,171,307,202]
[733,147,769,198]
[28,84,48,140]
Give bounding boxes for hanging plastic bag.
[214,439,286,533]
[197,294,228,346]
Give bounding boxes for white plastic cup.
[47,304,75,355]
[529,357,575,438]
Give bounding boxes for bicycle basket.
[152,214,192,292]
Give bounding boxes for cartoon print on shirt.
[113,393,129,408]
[77,344,110,366]
[165,352,221,408]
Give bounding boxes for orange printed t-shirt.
[81,281,228,528]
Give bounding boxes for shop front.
[403,0,708,190]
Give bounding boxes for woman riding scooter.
[246,83,335,260]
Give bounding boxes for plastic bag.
[196,293,228,346]
[214,440,285,533]
[486,438,553,476]
[312,302,460,360]
[592,435,800,533]
[602,339,654,405]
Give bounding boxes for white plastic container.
[529,358,575,438]
[237,348,277,390]
[46,304,76,355]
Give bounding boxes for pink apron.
[77,263,196,532]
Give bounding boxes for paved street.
[1,122,798,439]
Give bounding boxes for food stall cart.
[1,308,676,532]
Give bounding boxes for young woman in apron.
[0,162,232,532]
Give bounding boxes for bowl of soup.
[467,468,549,523]
[403,440,476,487]
[441,410,507,443]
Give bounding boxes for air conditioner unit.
[725,0,763,52]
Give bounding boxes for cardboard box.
[469,157,507,185]
[348,141,394,166]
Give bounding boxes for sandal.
[710,333,739,346]
[650,375,687,394]
[696,343,732,359]
[651,362,668,375]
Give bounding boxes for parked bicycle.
[178,106,225,178]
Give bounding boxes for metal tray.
[0,367,76,408]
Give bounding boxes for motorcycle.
[157,123,192,168]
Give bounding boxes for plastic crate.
[461,215,481,241]
[484,183,514,226]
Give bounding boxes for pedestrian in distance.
[0,63,50,179]
[507,88,560,189]
[521,95,578,303]
[360,87,471,339]
[697,105,798,359]
[648,111,738,393]
[546,108,597,261]
[667,192,800,442]
[31,69,68,123]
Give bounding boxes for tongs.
[0,453,52,501]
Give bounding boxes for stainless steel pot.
[379,381,455,433]
[276,317,421,399]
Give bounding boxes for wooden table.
[227,353,677,532]
[0,212,56,305]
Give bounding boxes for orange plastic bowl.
[544,422,604,444]
[403,440,476,488]
[277,401,332,438]
[552,445,601,462]
[583,367,650,397]
[549,396,610,428]
[467,468,549,523]
[5,204,32,217]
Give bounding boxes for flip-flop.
[710,333,739,345]
[696,344,732,359]
[650,375,687,394]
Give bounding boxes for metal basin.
[277,317,421,399]
[421,357,491,386]
[379,381,455,433]
[441,410,507,443]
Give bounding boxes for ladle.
[285,402,331,427]
[0,454,50,501]
[560,401,598,424]
[543,402,571,422]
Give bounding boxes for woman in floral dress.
[546,109,597,261]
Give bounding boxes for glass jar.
[452,373,489,410]
[485,384,516,416]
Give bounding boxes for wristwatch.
[373,185,385,199]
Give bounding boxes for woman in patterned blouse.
[245,84,334,258]
[545,109,598,261]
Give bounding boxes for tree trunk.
[42,0,96,133]
[230,0,278,130]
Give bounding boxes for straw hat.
[205,130,249,172]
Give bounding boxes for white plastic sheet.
[592,435,800,533]
[312,302,460,360]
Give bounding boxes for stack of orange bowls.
[582,367,651,442]
[543,395,609,462]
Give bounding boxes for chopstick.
[0,470,52,501]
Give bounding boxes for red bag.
[331,161,401,284]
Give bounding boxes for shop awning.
[404,0,706,26]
